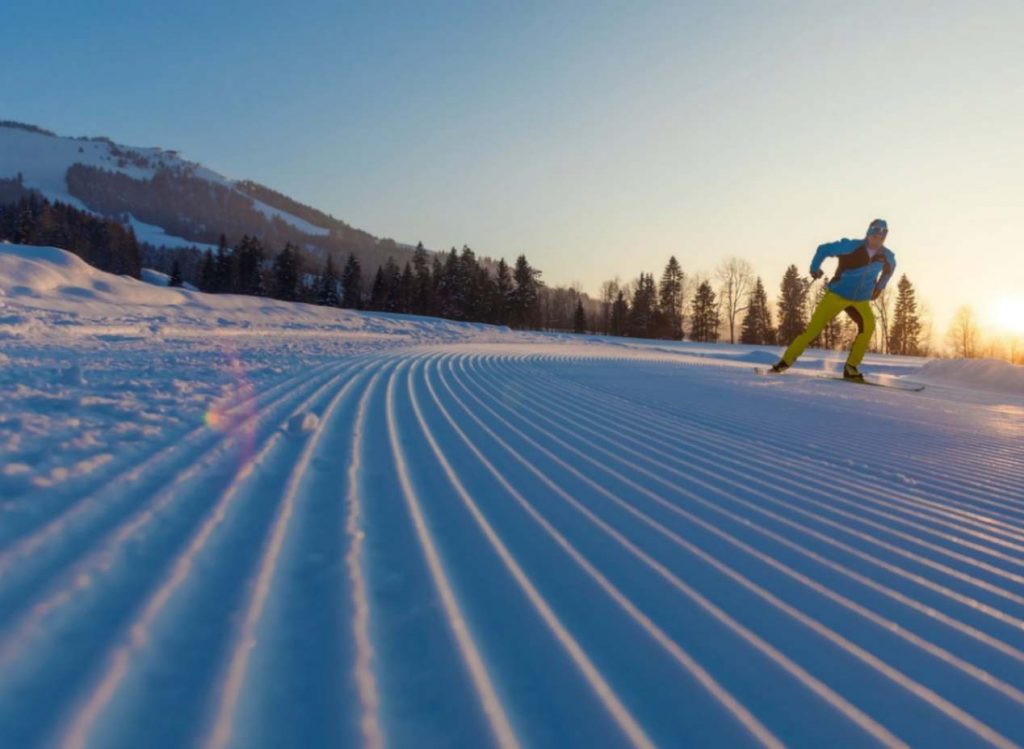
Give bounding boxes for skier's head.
[866,218,888,249]
[866,218,888,238]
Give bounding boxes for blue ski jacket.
[810,238,897,302]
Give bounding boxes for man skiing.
[770,218,896,382]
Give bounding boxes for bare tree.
[619,277,637,305]
[1009,336,1023,365]
[599,277,620,334]
[871,287,893,354]
[716,257,754,344]
[946,305,981,358]
[918,301,935,357]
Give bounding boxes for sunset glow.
[985,297,1024,336]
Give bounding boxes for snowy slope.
[127,216,219,252]
[0,126,160,210]
[2,245,1024,748]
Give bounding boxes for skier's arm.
[872,251,897,298]
[810,238,860,276]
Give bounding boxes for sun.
[986,297,1024,336]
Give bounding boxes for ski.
[754,367,925,392]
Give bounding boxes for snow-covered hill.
[2,243,1023,748]
[0,123,327,240]
[0,122,417,273]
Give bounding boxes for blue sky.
[4,1,1023,335]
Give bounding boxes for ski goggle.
[867,220,888,235]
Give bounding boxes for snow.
[915,358,1024,396]
[127,216,218,252]
[285,411,319,435]
[0,127,162,210]
[1,243,1024,747]
[246,197,331,237]
[140,268,199,292]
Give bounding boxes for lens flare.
[202,352,258,467]
[203,407,228,430]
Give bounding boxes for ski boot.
[843,364,865,383]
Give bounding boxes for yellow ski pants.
[781,291,875,367]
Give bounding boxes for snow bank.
[0,244,188,306]
[915,358,1024,395]
[140,268,198,291]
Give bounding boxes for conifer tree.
[493,258,512,325]
[213,234,235,293]
[610,291,628,336]
[250,241,268,297]
[628,273,657,338]
[509,254,541,329]
[199,249,216,292]
[272,243,299,301]
[236,236,267,296]
[399,261,414,314]
[381,256,402,312]
[458,246,483,320]
[658,256,684,340]
[475,264,495,323]
[776,265,809,345]
[317,255,341,307]
[740,276,776,345]
[15,202,35,244]
[430,253,444,309]
[340,253,363,309]
[169,258,183,287]
[888,274,923,355]
[436,248,463,319]
[369,266,387,310]
[573,299,587,334]
[412,242,432,314]
[234,235,252,291]
[690,281,721,342]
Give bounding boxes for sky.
[3,0,1023,338]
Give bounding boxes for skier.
[770,218,896,382]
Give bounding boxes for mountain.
[0,120,422,273]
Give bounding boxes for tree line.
[0,192,142,277]
[183,237,545,328]
[588,257,926,356]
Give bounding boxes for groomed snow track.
[2,345,1023,748]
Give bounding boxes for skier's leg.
[846,300,876,367]
[780,292,846,365]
